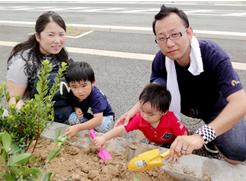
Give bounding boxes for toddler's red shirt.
[124,112,189,144]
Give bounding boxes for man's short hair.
[152,5,189,35]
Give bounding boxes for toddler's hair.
[65,62,95,83]
[139,83,171,113]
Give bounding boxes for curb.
[42,122,246,181]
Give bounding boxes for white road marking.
[66,30,94,39]
[0,5,245,17]
[121,9,150,13]
[81,8,107,12]
[0,20,35,26]
[66,7,88,10]
[185,10,214,14]
[222,13,246,16]
[12,8,32,10]
[0,40,245,70]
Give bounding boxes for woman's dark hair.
[152,5,189,35]
[139,83,171,113]
[65,62,95,84]
[7,11,70,66]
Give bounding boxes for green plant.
[0,60,69,180]
[66,22,73,34]
[0,129,67,181]
[0,60,67,153]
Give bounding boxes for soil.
[23,138,178,181]
[66,28,88,37]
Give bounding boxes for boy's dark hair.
[139,83,171,113]
[152,5,189,35]
[65,62,95,84]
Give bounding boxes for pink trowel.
[89,129,112,162]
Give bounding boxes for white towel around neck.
[165,36,203,120]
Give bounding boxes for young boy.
[93,83,189,162]
[63,62,114,139]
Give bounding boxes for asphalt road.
[1,26,246,120]
[1,1,246,32]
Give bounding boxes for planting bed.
[26,138,177,181]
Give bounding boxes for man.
[115,5,246,164]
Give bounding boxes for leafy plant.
[0,60,68,153]
[0,129,67,181]
[0,60,69,180]
[66,22,74,34]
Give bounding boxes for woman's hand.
[7,80,27,109]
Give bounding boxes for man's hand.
[62,125,80,140]
[165,154,181,164]
[114,112,132,127]
[93,136,107,148]
[169,134,205,157]
[114,102,140,127]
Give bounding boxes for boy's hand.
[75,108,83,120]
[93,136,107,148]
[62,125,80,140]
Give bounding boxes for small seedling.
[58,135,69,147]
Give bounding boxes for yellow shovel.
[128,149,170,171]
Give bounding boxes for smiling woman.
[6,11,74,123]
[35,21,66,55]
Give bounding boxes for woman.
[7,11,73,123]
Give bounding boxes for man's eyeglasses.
[155,28,188,44]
